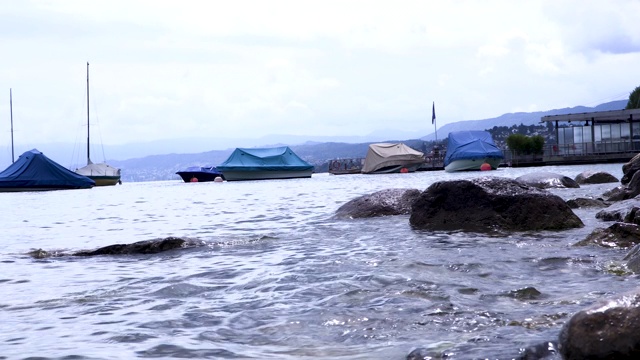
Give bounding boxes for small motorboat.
[176,166,225,182]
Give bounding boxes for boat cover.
[443,131,504,167]
[76,162,121,177]
[217,146,313,172]
[0,149,95,189]
[361,143,424,174]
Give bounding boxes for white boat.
[74,62,122,186]
[443,131,504,172]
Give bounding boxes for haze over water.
[1,163,633,359]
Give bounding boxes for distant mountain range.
[1,100,627,182]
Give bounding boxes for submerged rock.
[515,172,580,189]
[335,188,420,219]
[575,222,640,248]
[517,341,559,360]
[558,291,640,359]
[624,244,640,273]
[566,197,609,209]
[409,177,583,232]
[574,170,619,184]
[73,237,199,256]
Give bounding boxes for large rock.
[595,197,640,224]
[574,170,619,184]
[515,172,580,189]
[603,171,640,201]
[335,188,420,219]
[558,291,640,359]
[566,197,609,209]
[621,153,640,185]
[574,222,640,248]
[409,177,584,232]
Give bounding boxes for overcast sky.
[1,0,639,154]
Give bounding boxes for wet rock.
[406,347,440,360]
[409,177,583,232]
[566,197,609,209]
[574,222,640,248]
[603,171,640,201]
[595,197,640,224]
[517,341,559,360]
[621,153,640,185]
[515,172,580,189]
[624,244,640,273]
[574,170,619,185]
[558,291,640,359]
[335,188,421,219]
[73,237,200,256]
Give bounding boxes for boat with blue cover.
[217,146,313,181]
[444,131,504,172]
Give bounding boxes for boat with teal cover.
[444,131,504,172]
[217,146,313,181]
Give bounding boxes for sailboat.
[75,62,122,186]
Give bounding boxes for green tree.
[626,85,640,109]
[506,134,544,155]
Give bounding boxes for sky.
[1,0,640,155]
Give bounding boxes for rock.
[624,244,640,273]
[621,153,640,185]
[574,170,619,184]
[566,197,609,209]
[517,341,559,360]
[409,177,584,232]
[335,188,421,219]
[73,237,200,256]
[515,172,580,189]
[595,197,640,224]
[574,222,640,248]
[558,291,640,359]
[603,170,640,201]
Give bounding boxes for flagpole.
[432,101,437,143]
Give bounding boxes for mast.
[86,62,91,165]
[10,88,14,163]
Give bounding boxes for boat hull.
[221,169,313,181]
[88,176,121,186]
[176,171,225,183]
[444,158,502,172]
[363,163,422,174]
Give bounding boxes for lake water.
[1,163,635,359]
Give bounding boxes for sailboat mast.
[10,88,14,163]
[86,62,90,165]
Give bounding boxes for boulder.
[595,197,640,224]
[335,188,421,219]
[621,153,640,185]
[574,222,640,248]
[574,170,619,184]
[566,197,609,209]
[515,172,580,189]
[558,291,640,359]
[603,170,640,201]
[409,177,584,232]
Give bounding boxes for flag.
[432,102,436,124]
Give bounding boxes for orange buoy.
[480,162,492,171]
[400,167,409,173]
[190,176,199,182]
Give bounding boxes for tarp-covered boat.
[176,166,225,182]
[217,146,314,181]
[443,131,504,172]
[361,143,425,174]
[0,149,95,192]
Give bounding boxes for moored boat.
[361,143,425,174]
[443,131,504,172]
[176,166,225,182]
[217,146,313,181]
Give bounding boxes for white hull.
[222,169,313,181]
[444,158,502,172]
